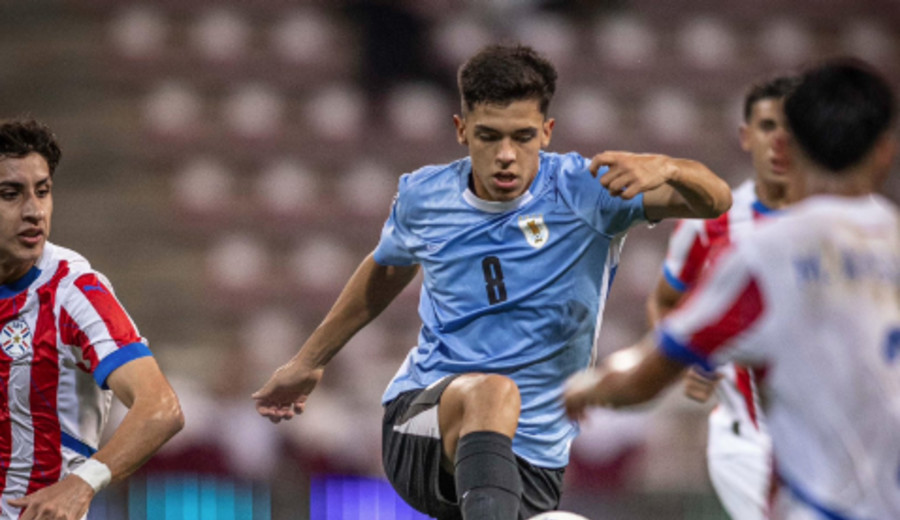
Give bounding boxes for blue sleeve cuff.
[372,248,416,267]
[657,330,714,373]
[662,266,688,293]
[93,342,153,389]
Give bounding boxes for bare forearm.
[295,253,418,368]
[644,159,732,221]
[666,159,732,218]
[94,392,183,483]
[596,368,664,408]
[646,276,685,327]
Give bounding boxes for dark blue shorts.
[382,375,565,520]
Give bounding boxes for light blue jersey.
[374,151,646,468]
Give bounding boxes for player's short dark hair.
[458,44,557,116]
[0,118,62,175]
[743,75,801,122]
[785,58,896,173]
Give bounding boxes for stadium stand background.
[1,0,898,518]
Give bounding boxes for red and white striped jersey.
[659,195,900,519]
[0,242,152,518]
[661,179,778,433]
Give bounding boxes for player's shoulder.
[389,157,470,222]
[548,151,606,197]
[36,242,100,287]
[733,196,849,254]
[784,194,899,236]
[38,242,92,275]
[399,157,468,193]
[545,151,589,179]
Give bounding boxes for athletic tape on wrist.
[71,458,112,493]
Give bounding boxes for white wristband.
[71,458,112,493]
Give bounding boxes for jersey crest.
[1,319,32,360]
[518,214,549,249]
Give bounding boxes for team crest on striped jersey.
[518,214,549,249]
[1,319,32,360]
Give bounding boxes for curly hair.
[0,118,62,174]
[742,75,801,122]
[457,44,557,115]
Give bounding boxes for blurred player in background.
[0,119,184,520]
[565,58,900,519]
[253,43,731,519]
[646,75,799,520]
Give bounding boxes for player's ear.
[541,118,555,147]
[453,115,468,145]
[738,123,751,152]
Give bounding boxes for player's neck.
[803,170,875,199]
[754,180,792,209]
[0,260,36,287]
[794,134,892,201]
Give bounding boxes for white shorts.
[707,409,773,520]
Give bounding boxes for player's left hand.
[252,359,324,424]
[563,369,606,421]
[683,366,722,403]
[8,474,94,520]
[589,151,675,199]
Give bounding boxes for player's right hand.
[683,366,721,403]
[8,474,93,520]
[252,360,324,423]
[589,151,673,200]
[563,369,607,421]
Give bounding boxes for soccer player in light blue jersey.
[254,44,732,519]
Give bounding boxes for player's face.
[740,98,792,188]
[454,99,554,202]
[0,153,53,283]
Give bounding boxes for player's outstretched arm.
[9,357,183,520]
[589,151,732,221]
[646,272,685,327]
[564,334,686,420]
[646,272,722,402]
[253,252,419,423]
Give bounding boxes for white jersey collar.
[463,188,534,213]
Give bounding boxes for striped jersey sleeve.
[661,218,711,292]
[657,243,767,371]
[58,271,151,389]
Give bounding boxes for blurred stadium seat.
[287,236,355,295]
[384,82,450,143]
[677,15,737,70]
[108,4,168,60]
[555,86,620,146]
[304,84,366,143]
[336,159,397,219]
[756,17,814,68]
[640,88,700,145]
[142,80,204,139]
[189,8,250,64]
[593,14,657,70]
[206,234,270,299]
[840,18,896,67]
[222,82,285,140]
[253,158,323,222]
[171,156,237,221]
